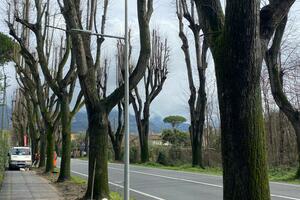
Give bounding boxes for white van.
[8,147,32,169]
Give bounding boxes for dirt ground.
[34,168,86,200]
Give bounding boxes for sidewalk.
[0,170,62,200]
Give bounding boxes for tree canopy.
[163,115,187,129]
[0,32,16,66]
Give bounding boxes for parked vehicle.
[8,147,32,169]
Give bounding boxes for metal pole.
[124,0,130,198]
[1,75,7,140]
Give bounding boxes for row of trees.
[6,0,299,200]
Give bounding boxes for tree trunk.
[113,141,122,161]
[29,122,38,161]
[212,1,270,199]
[296,131,300,179]
[84,107,109,200]
[45,123,54,173]
[19,127,25,146]
[39,130,46,168]
[291,121,300,179]
[278,112,285,165]
[192,65,207,168]
[139,120,149,163]
[191,125,204,168]
[58,96,72,182]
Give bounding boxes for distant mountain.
[71,110,190,134]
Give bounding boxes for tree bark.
[140,121,149,163]
[194,0,296,198]
[191,125,204,168]
[212,1,270,199]
[45,123,55,173]
[39,128,46,168]
[58,95,72,181]
[108,103,124,162]
[294,124,300,179]
[112,142,122,161]
[192,0,296,198]
[84,107,109,199]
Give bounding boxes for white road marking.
[71,170,166,200]
[71,159,300,200]
[74,159,300,188]
[271,194,300,200]
[109,167,300,200]
[109,162,300,188]
[109,166,223,188]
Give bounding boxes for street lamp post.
[123,0,130,199]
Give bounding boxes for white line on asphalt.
[109,162,300,188]
[271,194,300,200]
[73,159,300,188]
[109,167,300,200]
[71,159,300,200]
[109,166,223,188]
[109,181,166,200]
[70,170,166,200]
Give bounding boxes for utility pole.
[1,75,7,140]
[124,0,130,199]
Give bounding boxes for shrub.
[156,151,167,165]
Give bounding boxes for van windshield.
[11,149,31,155]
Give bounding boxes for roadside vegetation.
[0,132,9,186]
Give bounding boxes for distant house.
[149,134,163,146]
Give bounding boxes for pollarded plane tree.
[59,0,153,199]
[13,56,61,169]
[176,0,208,168]
[7,0,63,173]
[107,38,130,162]
[193,0,295,199]
[10,0,40,164]
[11,89,28,146]
[129,30,169,163]
[265,16,300,179]
[8,0,84,178]
[7,0,47,167]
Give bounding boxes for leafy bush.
[161,129,190,146]
[0,32,17,66]
[156,151,167,165]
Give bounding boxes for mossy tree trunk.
[211,2,270,199]
[39,129,46,168]
[84,106,109,199]
[45,123,54,173]
[57,95,72,182]
[139,121,149,163]
[194,0,295,198]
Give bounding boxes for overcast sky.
[0,0,300,121]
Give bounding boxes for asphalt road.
[62,158,300,200]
